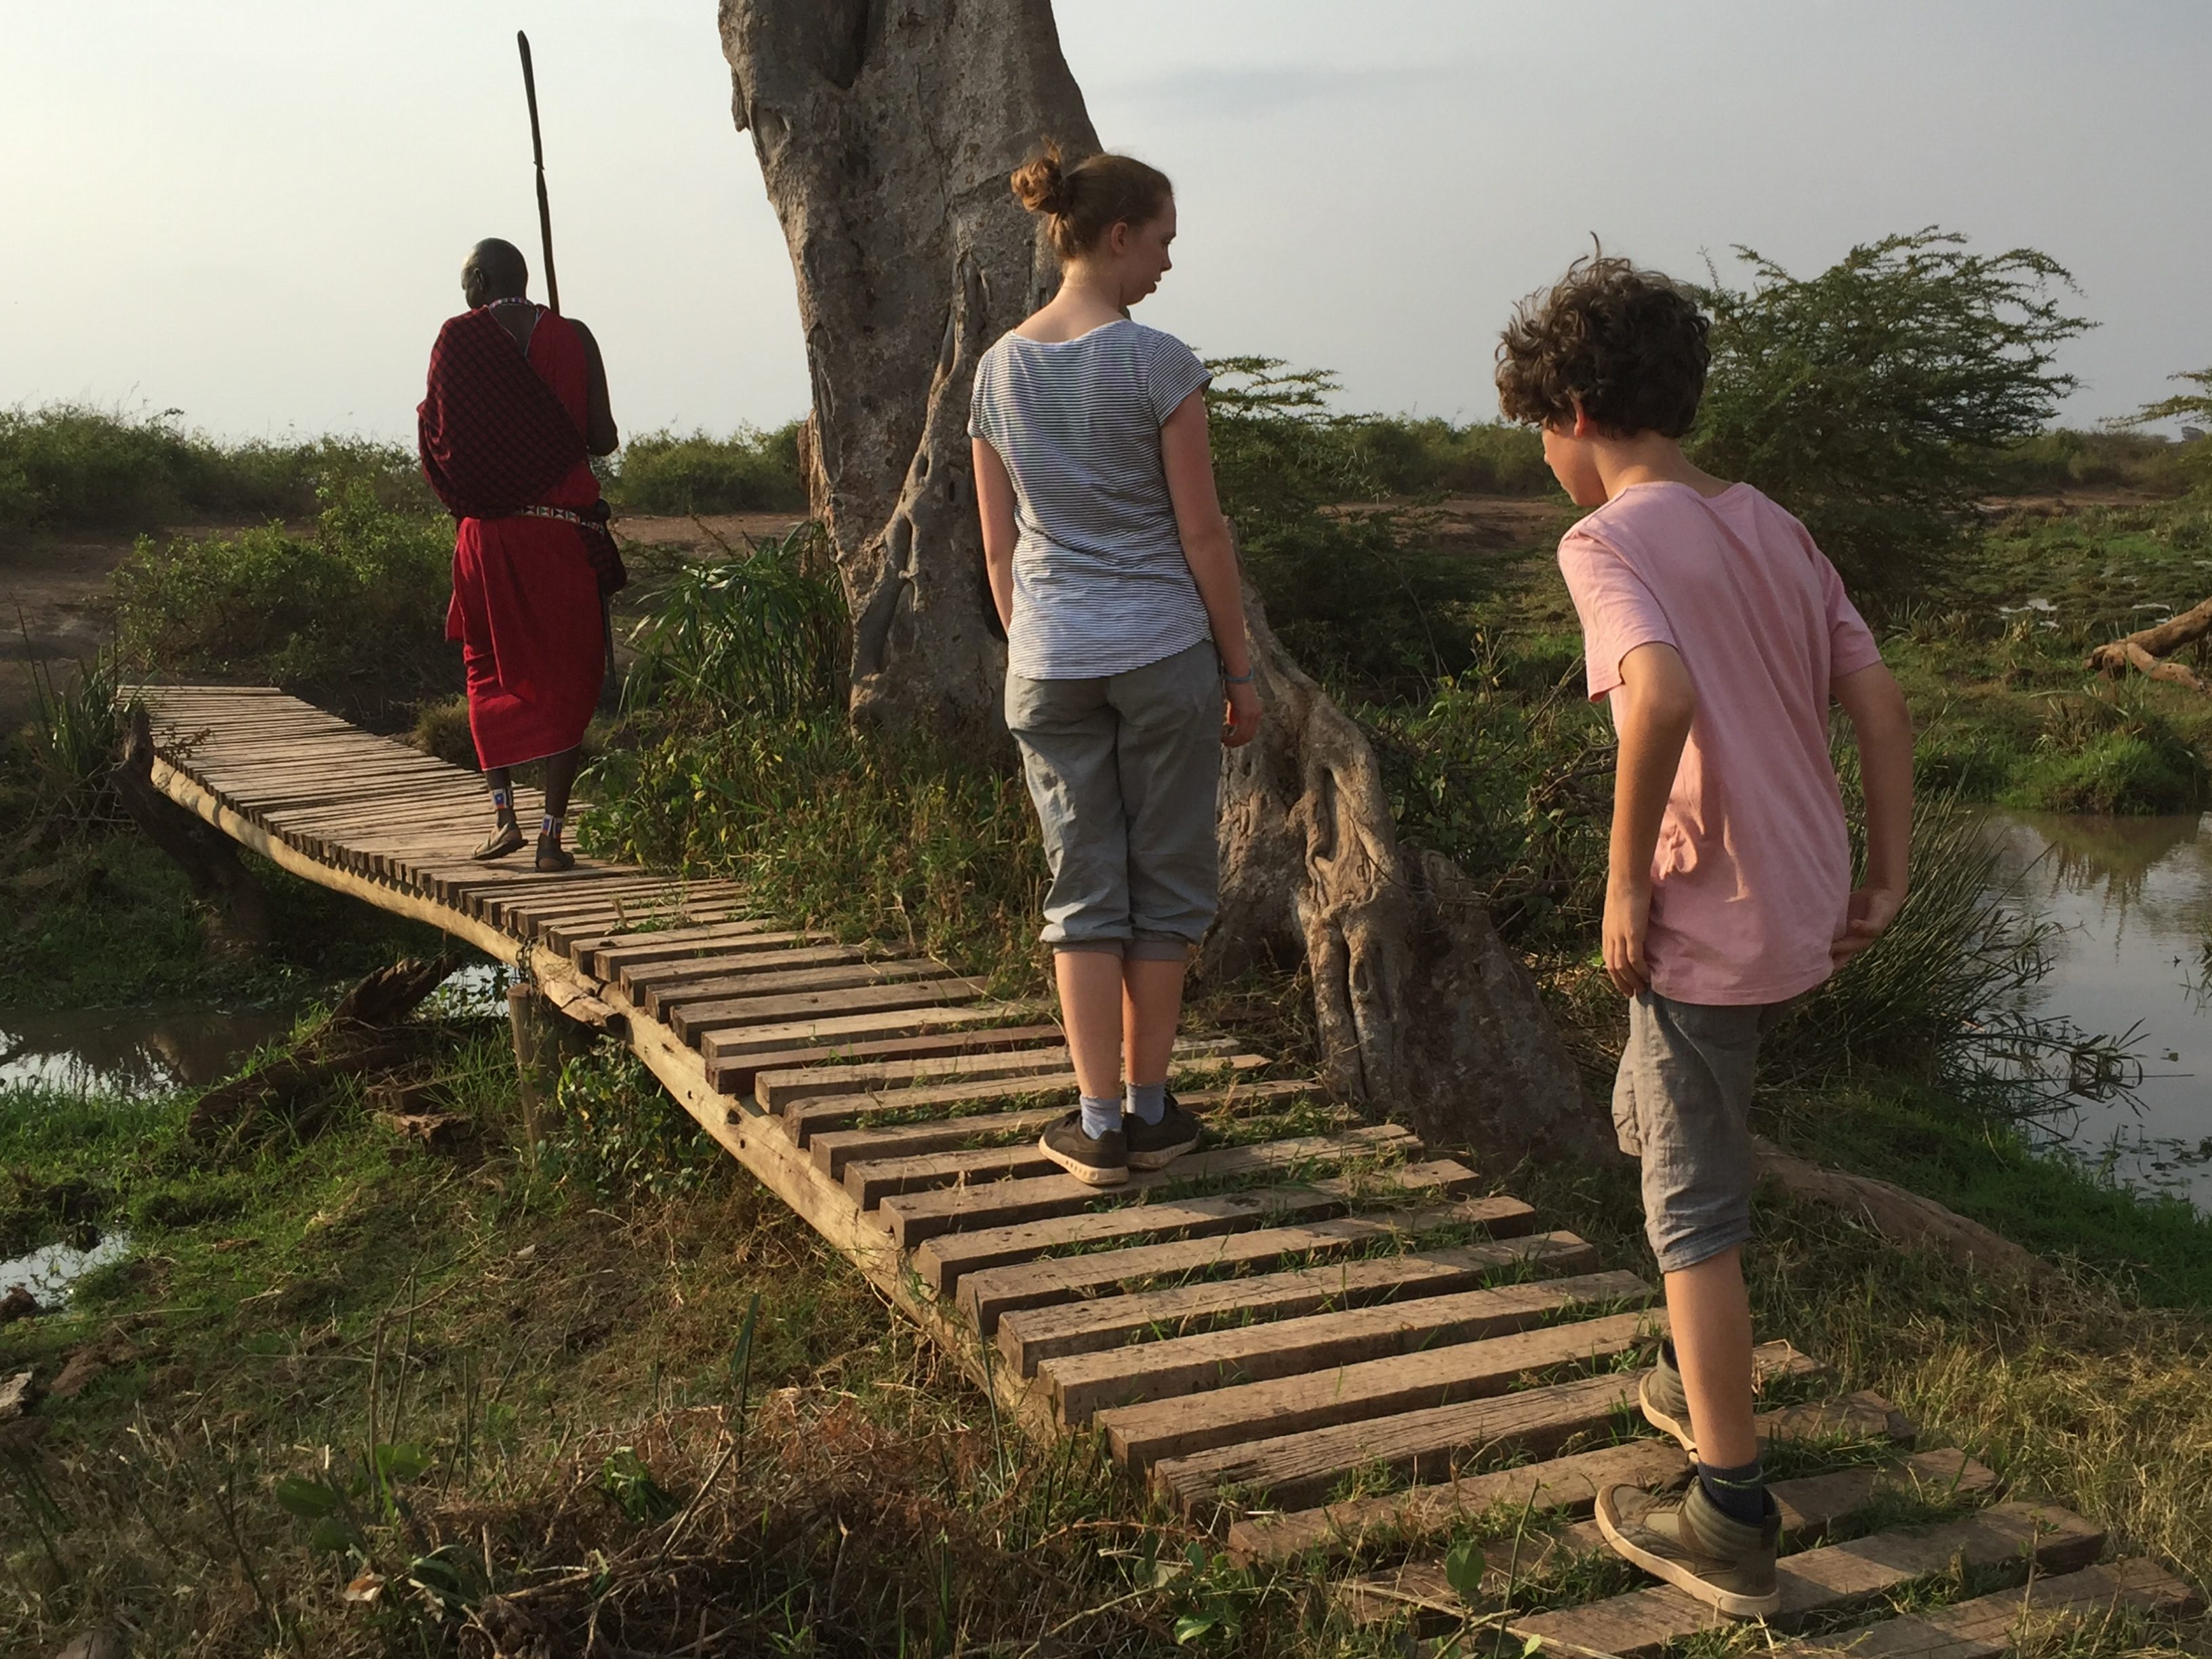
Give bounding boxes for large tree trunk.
[722,0,1092,728]
[719,0,1605,1161]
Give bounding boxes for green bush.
[1341,416,1554,497]
[1982,428,2194,496]
[2006,727,2209,815]
[1691,230,2091,607]
[620,524,846,719]
[607,422,808,515]
[113,480,454,732]
[1206,359,1491,695]
[0,403,428,535]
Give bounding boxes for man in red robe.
[418,237,621,872]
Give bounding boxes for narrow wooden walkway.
[145,685,2199,1653]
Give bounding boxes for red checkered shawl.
[417,306,590,520]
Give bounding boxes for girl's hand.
[1222,679,1262,748]
[1830,885,1903,967]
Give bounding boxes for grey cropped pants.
[1005,640,1222,960]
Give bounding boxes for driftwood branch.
[2087,596,2212,691]
[110,704,273,946]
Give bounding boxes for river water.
[1986,809,2212,1208]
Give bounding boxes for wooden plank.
[1085,1288,1657,1448]
[1225,1386,1902,1565]
[725,1024,1072,1098]
[617,940,856,999]
[1510,1501,2106,1658]
[1771,1557,2203,1659]
[1061,1267,1646,1428]
[811,1062,1274,1177]
[670,976,990,1044]
[1152,1340,1823,1515]
[996,1228,1597,1372]
[546,907,757,955]
[918,1164,1507,1298]
[790,1060,1285,1147]
[1342,1449,2000,1627]
[877,1125,1421,1250]
[647,957,954,1020]
[841,1080,1325,1205]
[755,1037,1238,1110]
[698,1001,1058,1071]
[569,920,793,974]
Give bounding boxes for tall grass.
[620,523,846,719]
[11,648,138,833]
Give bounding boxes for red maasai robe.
[418,305,606,770]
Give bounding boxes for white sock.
[1079,1095,1120,1139]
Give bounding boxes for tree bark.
[721,0,1093,729]
[719,0,1605,1161]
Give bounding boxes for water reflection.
[0,1003,296,1096]
[0,1231,129,1304]
[1988,809,2212,1208]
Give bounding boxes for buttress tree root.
[721,0,1606,1161]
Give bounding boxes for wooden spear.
[517,30,560,314]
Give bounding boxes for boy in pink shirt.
[1497,256,1915,1616]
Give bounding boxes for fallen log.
[187,955,460,1139]
[1753,1136,2054,1281]
[2087,595,2212,689]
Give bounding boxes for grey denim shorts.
[1613,991,1785,1273]
[1005,639,1222,959]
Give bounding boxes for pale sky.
[4,1,2207,444]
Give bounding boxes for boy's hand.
[1830,885,1903,967]
[1603,879,1653,998]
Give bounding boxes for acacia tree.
[720,0,1600,1161]
[1692,229,2089,605]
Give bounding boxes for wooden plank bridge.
[144,685,2200,1653]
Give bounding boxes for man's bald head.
[461,239,529,307]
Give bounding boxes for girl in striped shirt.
[969,144,1262,1186]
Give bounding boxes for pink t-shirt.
[1559,482,1883,1006]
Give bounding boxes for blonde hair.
[1010,142,1173,262]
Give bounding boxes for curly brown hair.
[1495,254,1711,437]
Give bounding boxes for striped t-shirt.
[968,318,1214,679]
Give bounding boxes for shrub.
[1205,359,1489,695]
[1691,230,2090,607]
[0,403,428,535]
[1342,416,1554,497]
[1982,428,2194,496]
[607,422,808,515]
[2006,727,2209,815]
[620,523,846,720]
[113,480,454,732]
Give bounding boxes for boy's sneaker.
[1594,1480,1782,1619]
[1039,1111,1128,1187]
[1641,1344,1696,1454]
[1123,1094,1202,1171]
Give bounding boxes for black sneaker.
[1038,1111,1128,1187]
[1124,1094,1202,1171]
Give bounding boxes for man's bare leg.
[472,764,525,860]
[535,746,582,871]
[1664,1247,1759,1468]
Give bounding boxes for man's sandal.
[534,838,576,873]
[470,822,526,862]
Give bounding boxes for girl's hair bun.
[1011,142,1074,216]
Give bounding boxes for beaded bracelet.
[1222,668,1255,685]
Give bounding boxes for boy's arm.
[972,437,1018,633]
[1832,661,1914,965]
[1606,641,1697,998]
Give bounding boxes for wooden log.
[1769,1556,2203,1659]
[995,1228,1596,1372]
[1508,1501,2106,1658]
[1076,1283,1656,1443]
[1226,1384,1889,1567]
[877,1125,1421,1249]
[2087,593,2212,680]
[110,705,274,946]
[1152,1341,1822,1515]
[915,1162,1499,1298]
